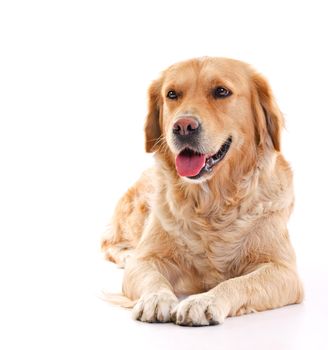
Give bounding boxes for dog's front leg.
[122,215,179,323]
[123,258,178,323]
[172,263,303,326]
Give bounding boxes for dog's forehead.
[163,58,250,88]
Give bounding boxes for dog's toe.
[132,292,178,323]
[174,293,228,326]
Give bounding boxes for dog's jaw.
[173,136,233,182]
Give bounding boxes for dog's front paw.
[132,292,178,323]
[171,293,229,326]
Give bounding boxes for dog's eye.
[167,90,178,100]
[213,86,232,99]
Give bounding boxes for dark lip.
[186,136,232,180]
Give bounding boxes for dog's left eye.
[213,86,232,99]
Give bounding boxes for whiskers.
[152,135,170,155]
[199,133,232,155]
[151,133,237,162]
[150,132,256,171]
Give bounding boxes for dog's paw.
[132,292,178,323]
[101,238,133,267]
[171,293,229,326]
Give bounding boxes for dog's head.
[145,57,283,183]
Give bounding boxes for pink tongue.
[175,153,206,177]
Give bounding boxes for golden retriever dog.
[101,57,303,326]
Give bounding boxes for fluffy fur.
[101,57,303,326]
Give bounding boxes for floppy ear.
[252,73,284,151]
[144,78,163,153]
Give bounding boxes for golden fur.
[102,57,303,326]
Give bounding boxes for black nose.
[173,117,200,136]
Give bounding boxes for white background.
[1,1,327,349]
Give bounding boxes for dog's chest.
[167,207,253,281]
[156,180,266,282]
[184,227,243,270]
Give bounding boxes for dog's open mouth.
[175,136,232,179]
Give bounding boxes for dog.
[101,57,303,326]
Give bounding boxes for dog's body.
[102,57,303,326]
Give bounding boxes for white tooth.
[207,158,214,166]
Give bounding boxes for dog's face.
[145,58,283,183]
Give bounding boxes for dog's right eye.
[167,90,178,100]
